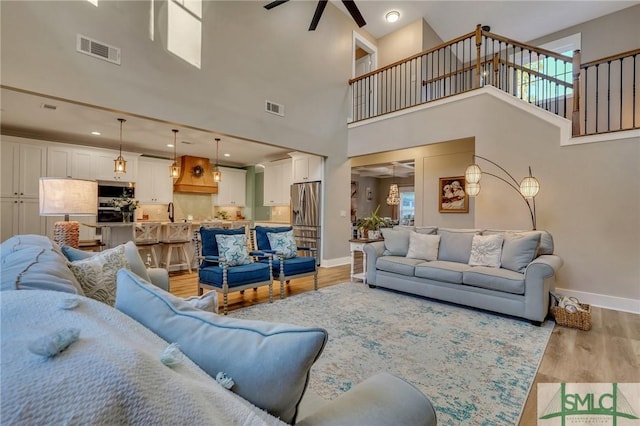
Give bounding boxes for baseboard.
[320,256,351,268]
[555,287,640,314]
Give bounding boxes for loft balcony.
[348,25,639,138]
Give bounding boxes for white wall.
[348,89,640,306]
[0,0,359,263]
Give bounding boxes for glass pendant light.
[113,118,127,174]
[386,165,400,206]
[213,138,222,182]
[169,129,180,178]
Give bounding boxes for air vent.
[265,100,285,117]
[77,34,121,65]
[41,103,57,110]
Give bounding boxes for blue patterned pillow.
[215,234,252,266]
[267,229,298,259]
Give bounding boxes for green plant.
[110,192,139,212]
[356,205,390,234]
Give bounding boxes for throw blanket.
[0,290,286,426]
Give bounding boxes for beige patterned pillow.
[69,246,130,306]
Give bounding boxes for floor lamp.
[39,178,98,248]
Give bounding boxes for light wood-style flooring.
[169,258,640,425]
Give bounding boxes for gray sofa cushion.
[501,232,541,273]
[376,256,423,277]
[115,269,327,424]
[414,260,471,284]
[415,226,438,235]
[0,235,83,294]
[463,267,525,294]
[483,230,553,256]
[381,228,412,256]
[437,229,481,263]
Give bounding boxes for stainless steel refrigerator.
[291,181,321,265]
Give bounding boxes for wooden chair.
[251,226,318,299]
[160,222,193,273]
[133,222,162,267]
[197,226,273,314]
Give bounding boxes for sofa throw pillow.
[69,245,129,306]
[437,229,481,263]
[267,229,298,259]
[500,232,541,273]
[468,234,504,268]
[381,228,411,256]
[215,234,252,266]
[406,232,440,261]
[115,269,328,424]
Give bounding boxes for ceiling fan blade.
[308,0,328,31]
[341,0,366,28]
[264,0,289,10]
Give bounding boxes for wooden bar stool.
[133,222,162,267]
[160,222,193,273]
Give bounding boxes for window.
[399,187,414,225]
[167,0,202,68]
[515,34,580,103]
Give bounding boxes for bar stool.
[160,222,193,273]
[133,222,162,267]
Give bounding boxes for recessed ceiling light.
[91,131,101,136]
[167,144,174,147]
[224,153,230,157]
[385,10,400,23]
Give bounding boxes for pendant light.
[386,164,400,206]
[113,118,127,174]
[169,129,181,178]
[213,138,222,182]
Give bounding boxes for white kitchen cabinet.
[136,157,174,204]
[263,159,292,206]
[290,153,323,183]
[214,167,247,206]
[47,144,74,178]
[1,140,47,241]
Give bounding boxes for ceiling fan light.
[465,164,482,184]
[385,10,400,23]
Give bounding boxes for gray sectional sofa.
[1,234,436,425]
[363,227,564,324]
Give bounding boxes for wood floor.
[169,259,640,425]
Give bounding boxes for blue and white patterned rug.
[230,282,553,425]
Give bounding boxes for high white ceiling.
[1,1,636,171]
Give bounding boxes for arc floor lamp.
[464,155,540,230]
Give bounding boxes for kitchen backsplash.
[271,206,290,222]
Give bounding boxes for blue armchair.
[251,226,318,299]
[197,227,273,314]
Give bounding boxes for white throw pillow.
[406,232,440,261]
[468,234,504,268]
[69,245,129,306]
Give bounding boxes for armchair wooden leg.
[223,291,228,315]
[268,283,273,303]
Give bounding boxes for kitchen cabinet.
[214,167,247,207]
[136,157,174,204]
[47,144,73,178]
[94,151,137,182]
[1,140,46,241]
[290,153,323,183]
[263,159,292,206]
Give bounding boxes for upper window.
[167,0,202,69]
[515,33,581,102]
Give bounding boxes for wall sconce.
[169,129,181,178]
[39,178,98,248]
[465,155,540,230]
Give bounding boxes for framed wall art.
[439,176,469,213]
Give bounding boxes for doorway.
[352,31,377,121]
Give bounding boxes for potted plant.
[111,191,140,222]
[356,205,390,239]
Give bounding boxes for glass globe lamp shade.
[465,164,482,184]
[519,176,540,198]
[466,182,481,196]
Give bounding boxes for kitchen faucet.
[167,202,175,223]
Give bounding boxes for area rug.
[230,282,554,425]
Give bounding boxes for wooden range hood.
[173,156,218,194]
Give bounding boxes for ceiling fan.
[264,0,366,31]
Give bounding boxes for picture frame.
[439,176,469,213]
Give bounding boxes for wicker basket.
[551,303,592,331]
